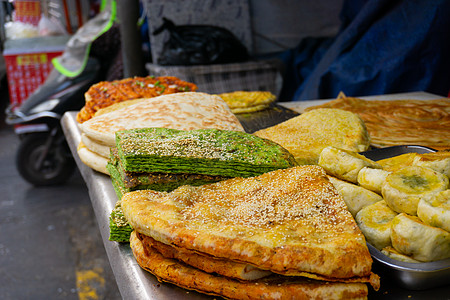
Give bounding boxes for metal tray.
[236,103,299,133]
[62,110,450,299]
[361,145,450,290]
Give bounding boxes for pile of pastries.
[73,75,450,299]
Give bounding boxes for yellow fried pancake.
[381,246,421,263]
[121,166,375,280]
[357,167,391,195]
[377,153,419,172]
[417,190,450,232]
[253,108,370,165]
[412,151,450,177]
[138,232,272,281]
[378,151,450,174]
[130,231,370,300]
[217,91,276,113]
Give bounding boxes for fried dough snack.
[130,231,370,300]
[76,76,197,123]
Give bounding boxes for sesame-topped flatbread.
[122,166,378,283]
[114,127,297,177]
[79,92,245,147]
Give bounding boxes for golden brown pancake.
[130,231,370,300]
[121,166,376,281]
[217,91,276,113]
[253,108,370,165]
[138,232,272,281]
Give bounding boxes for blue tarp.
[280,0,450,101]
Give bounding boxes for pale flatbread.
[76,142,109,175]
[130,231,369,300]
[80,133,110,158]
[93,98,147,118]
[122,166,376,281]
[79,92,245,147]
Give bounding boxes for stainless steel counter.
[61,92,449,299]
[61,112,211,300]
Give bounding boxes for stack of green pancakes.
[107,148,228,200]
[108,127,297,242]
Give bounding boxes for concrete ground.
[0,87,121,299]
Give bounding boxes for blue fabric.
[288,0,450,101]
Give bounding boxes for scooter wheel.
[16,133,76,186]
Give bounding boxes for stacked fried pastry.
[318,146,450,263]
[122,166,380,299]
[76,91,245,174]
[108,127,297,242]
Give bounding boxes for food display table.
[61,92,449,299]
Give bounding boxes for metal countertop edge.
[61,112,163,300]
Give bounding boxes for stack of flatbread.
[108,127,296,197]
[305,95,450,150]
[122,166,380,299]
[77,92,245,174]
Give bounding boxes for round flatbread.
[79,92,245,147]
[81,133,111,158]
[77,142,109,175]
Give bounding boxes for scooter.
[5,0,118,186]
[5,57,101,185]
